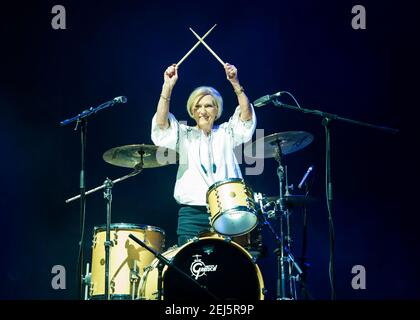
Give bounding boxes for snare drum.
[206,178,257,236]
[139,237,265,300]
[89,223,165,300]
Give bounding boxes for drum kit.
[70,131,316,301]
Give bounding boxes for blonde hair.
[186,86,223,120]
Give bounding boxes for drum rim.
[206,178,252,200]
[207,178,245,192]
[93,223,165,235]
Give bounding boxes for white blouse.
[151,105,257,206]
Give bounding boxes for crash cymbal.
[264,194,317,206]
[103,144,177,169]
[244,131,314,159]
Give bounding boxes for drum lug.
[262,288,268,297]
[113,232,118,246]
[89,283,94,298]
[92,235,97,249]
[143,265,153,273]
[130,263,140,281]
[130,264,140,300]
[215,190,222,215]
[223,236,232,243]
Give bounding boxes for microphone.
[112,96,127,104]
[298,166,314,189]
[253,92,282,108]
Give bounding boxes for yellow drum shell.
[206,178,257,236]
[90,223,165,299]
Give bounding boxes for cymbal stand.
[256,191,303,300]
[272,96,398,299]
[300,179,312,300]
[65,154,145,300]
[103,177,113,300]
[106,152,145,300]
[273,141,301,300]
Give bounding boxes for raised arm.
[155,64,178,129]
[224,63,252,121]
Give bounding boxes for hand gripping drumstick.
[189,27,225,66]
[177,24,218,66]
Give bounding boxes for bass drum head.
[163,237,264,300]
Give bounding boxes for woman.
[151,62,256,246]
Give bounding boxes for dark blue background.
[1,0,419,300]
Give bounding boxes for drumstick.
[177,24,217,66]
[189,27,225,66]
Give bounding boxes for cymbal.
[103,144,177,169]
[264,194,317,206]
[244,131,314,159]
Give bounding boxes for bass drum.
[139,237,265,300]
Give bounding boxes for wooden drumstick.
[177,24,217,67]
[189,27,225,66]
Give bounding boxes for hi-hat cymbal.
[244,131,314,159]
[103,144,177,169]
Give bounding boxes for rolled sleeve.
[224,105,257,147]
[151,112,179,151]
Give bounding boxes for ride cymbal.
[244,131,314,159]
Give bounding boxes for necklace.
[199,131,217,176]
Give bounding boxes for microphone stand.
[60,97,127,299]
[128,234,220,301]
[272,99,398,300]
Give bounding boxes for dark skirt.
[177,205,212,246]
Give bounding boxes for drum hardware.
[245,131,315,300]
[89,223,165,300]
[60,96,128,299]
[264,195,317,207]
[128,233,220,300]
[68,161,142,300]
[258,192,303,300]
[157,261,164,301]
[273,137,292,299]
[83,262,91,300]
[72,171,133,300]
[65,143,175,300]
[299,166,315,300]
[103,178,113,300]
[267,96,399,300]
